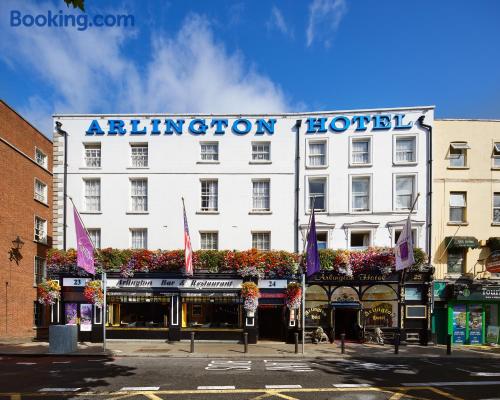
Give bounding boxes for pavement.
[0,338,499,358]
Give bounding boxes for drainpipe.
[416,115,432,265]
[294,119,302,253]
[55,121,68,251]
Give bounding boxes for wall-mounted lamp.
[8,236,25,265]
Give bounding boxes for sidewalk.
[1,338,499,358]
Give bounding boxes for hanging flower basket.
[84,280,104,307]
[37,280,61,305]
[241,281,260,314]
[285,282,302,310]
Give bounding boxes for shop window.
[252,232,270,251]
[252,142,270,162]
[469,304,484,344]
[201,180,218,211]
[485,304,499,345]
[131,143,148,167]
[200,232,218,250]
[449,142,469,167]
[362,285,398,328]
[113,300,169,328]
[308,140,327,167]
[447,248,465,274]
[394,175,416,211]
[406,305,426,318]
[449,192,466,223]
[182,296,242,329]
[493,143,500,168]
[394,136,416,164]
[493,193,500,223]
[88,228,101,249]
[317,232,328,249]
[130,178,148,212]
[200,142,219,162]
[305,285,329,328]
[351,176,371,212]
[404,287,422,301]
[350,137,371,165]
[252,180,270,211]
[308,177,326,212]
[84,178,101,212]
[349,231,371,250]
[84,143,101,168]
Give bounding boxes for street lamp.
[8,236,25,265]
[54,121,68,251]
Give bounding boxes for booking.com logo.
[10,10,134,31]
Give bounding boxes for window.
[447,248,465,274]
[351,138,371,165]
[350,231,371,250]
[130,179,148,212]
[351,176,371,212]
[494,193,500,223]
[252,142,270,161]
[308,140,326,167]
[252,180,270,211]
[449,142,469,167]
[35,148,47,168]
[200,142,219,161]
[201,180,218,211]
[34,179,47,203]
[252,232,271,251]
[84,143,101,167]
[131,144,148,167]
[34,216,46,242]
[34,257,46,285]
[395,175,416,210]
[200,232,218,250]
[34,302,43,327]
[308,177,326,212]
[131,228,147,249]
[84,178,101,212]
[395,136,416,163]
[317,232,328,249]
[394,228,418,247]
[449,192,466,223]
[88,228,101,249]
[493,143,500,168]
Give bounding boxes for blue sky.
[1,0,499,136]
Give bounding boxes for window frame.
[34,256,46,286]
[251,231,271,251]
[35,147,48,169]
[251,179,271,212]
[200,179,219,212]
[493,143,500,169]
[448,142,470,168]
[306,138,328,168]
[83,142,102,168]
[129,178,148,213]
[392,227,419,247]
[348,229,372,250]
[87,228,101,249]
[449,191,467,223]
[83,178,101,213]
[130,228,148,249]
[393,135,417,165]
[251,141,271,163]
[34,178,48,204]
[34,216,47,243]
[306,176,328,213]
[200,141,219,163]
[494,192,500,224]
[130,143,149,168]
[349,136,372,167]
[200,231,219,250]
[393,173,418,212]
[349,174,372,213]
[316,231,328,250]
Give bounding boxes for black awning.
[487,237,500,251]
[444,236,479,249]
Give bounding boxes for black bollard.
[394,333,400,354]
[294,332,299,354]
[340,333,345,354]
[190,332,195,353]
[244,332,248,353]
[446,334,452,355]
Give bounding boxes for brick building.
[0,100,52,339]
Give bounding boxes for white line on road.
[120,387,160,391]
[402,381,500,387]
[265,385,302,389]
[197,386,236,390]
[423,360,442,366]
[471,372,500,377]
[455,368,471,373]
[39,388,82,392]
[333,384,372,388]
[52,361,70,364]
[88,359,110,362]
[16,362,36,365]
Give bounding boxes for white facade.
[52,106,434,253]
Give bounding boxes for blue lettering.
[306,117,327,134]
[189,119,208,135]
[130,119,147,135]
[373,115,392,130]
[210,119,228,135]
[85,119,104,135]
[232,119,252,135]
[150,119,161,135]
[165,119,184,135]
[10,10,21,27]
[329,116,350,132]
[394,114,413,129]
[255,119,276,135]
[351,115,371,131]
[107,120,126,135]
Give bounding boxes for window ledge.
[33,239,48,245]
[249,161,272,165]
[79,167,102,170]
[351,210,372,214]
[80,211,103,215]
[447,221,469,226]
[305,210,327,215]
[126,211,149,215]
[34,198,49,207]
[491,167,500,171]
[349,163,373,168]
[197,161,220,165]
[393,162,418,166]
[392,209,418,214]
[492,222,500,226]
[447,166,469,170]
[126,167,150,170]
[306,165,328,169]
[249,211,272,215]
[196,211,220,215]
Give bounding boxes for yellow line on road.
[143,394,164,400]
[9,395,21,400]
[427,387,464,400]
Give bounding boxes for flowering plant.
[37,279,61,305]
[285,282,302,310]
[239,266,264,279]
[84,280,104,307]
[241,282,260,313]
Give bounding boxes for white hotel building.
[53,106,434,254]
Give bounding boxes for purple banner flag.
[73,206,95,275]
[306,210,320,277]
[395,216,415,271]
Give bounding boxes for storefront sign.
[455,284,500,301]
[106,278,243,290]
[452,304,467,344]
[482,287,500,300]
[258,280,287,289]
[311,272,398,283]
[63,278,90,287]
[364,302,395,327]
[486,251,500,273]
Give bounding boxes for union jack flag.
[182,198,193,276]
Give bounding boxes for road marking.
[333,383,372,388]
[16,362,36,365]
[423,360,441,366]
[119,387,160,391]
[88,358,110,362]
[206,360,252,371]
[265,385,302,389]
[39,388,82,392]
[402,381,500,387]
[144,394,163,400]
[197,386,236,390]
[471,372,500,377]
[264,360,313,372]
[455,368,471,373]
[52,361,70,364]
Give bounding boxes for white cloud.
[0,1,293,136]
[267,6,293,38]
[306,0,347,47]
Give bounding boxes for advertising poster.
[486,326,499,344]
[65,303,77,325]
[469,305,483,344]
[80,304,93,332]
[452,304,466,344]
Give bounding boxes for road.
[1,355,500,399]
